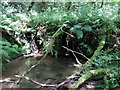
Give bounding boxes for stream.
[1,55,77,88]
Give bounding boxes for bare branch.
[62,46,91,61]
[15,75,56,87]
[72,52,82,65]
[16,52,48,85]
[63,31,74,37]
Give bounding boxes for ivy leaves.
[70,24,92,39]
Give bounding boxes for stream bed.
[1,55,77,88]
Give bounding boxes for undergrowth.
[0,2,120,89]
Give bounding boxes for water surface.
[2,55,76,88]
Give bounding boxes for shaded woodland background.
[0,1,120,89]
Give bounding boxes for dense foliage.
[0,2,120,89]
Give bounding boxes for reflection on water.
[2,55,76,88]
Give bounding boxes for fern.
[0,40,24,63]
[0,49,9,58]
[0,41,11,46]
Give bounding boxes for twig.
[0,80,15,83]
[62,46,91,61]
[63,45,82,65]
[72,52,82,65]
[63,31,74,37]
[52,24,65,37]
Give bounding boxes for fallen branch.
[15,75,56,87]
[63,46,81,65]
[72,52,82,65]
[4,53,38,64]
[63,31,74,37]
[70,69,105,89]
[0,79,15,83]
[63,46,91,62]
[91,34,106,60]
[85,34,106,65]
[15,74,78,88]
[16,52,48,85]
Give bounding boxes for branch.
[72,52,82,65]
[85,34,106,65]
[16,52,48,85]
[0,79,15,83]
[91,35,106,60]
[63,46,81,65]
[63,46,91,61]
[70,69,105,88]
[15,74,78,88]
[63,31,74,37]
[15,75,56,87]
[52,24,66,37]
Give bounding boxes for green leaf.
[76,30,83,39]
[0,41,11,46]
[74,25,82,29]
[70,28,83,39]
[12,44,18,49]
[82,25,92,31]
[5,59,11,63]
[9,48,19,54]
[70,27,75,32]
[0,49,9,58]
[0,25,12,31]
